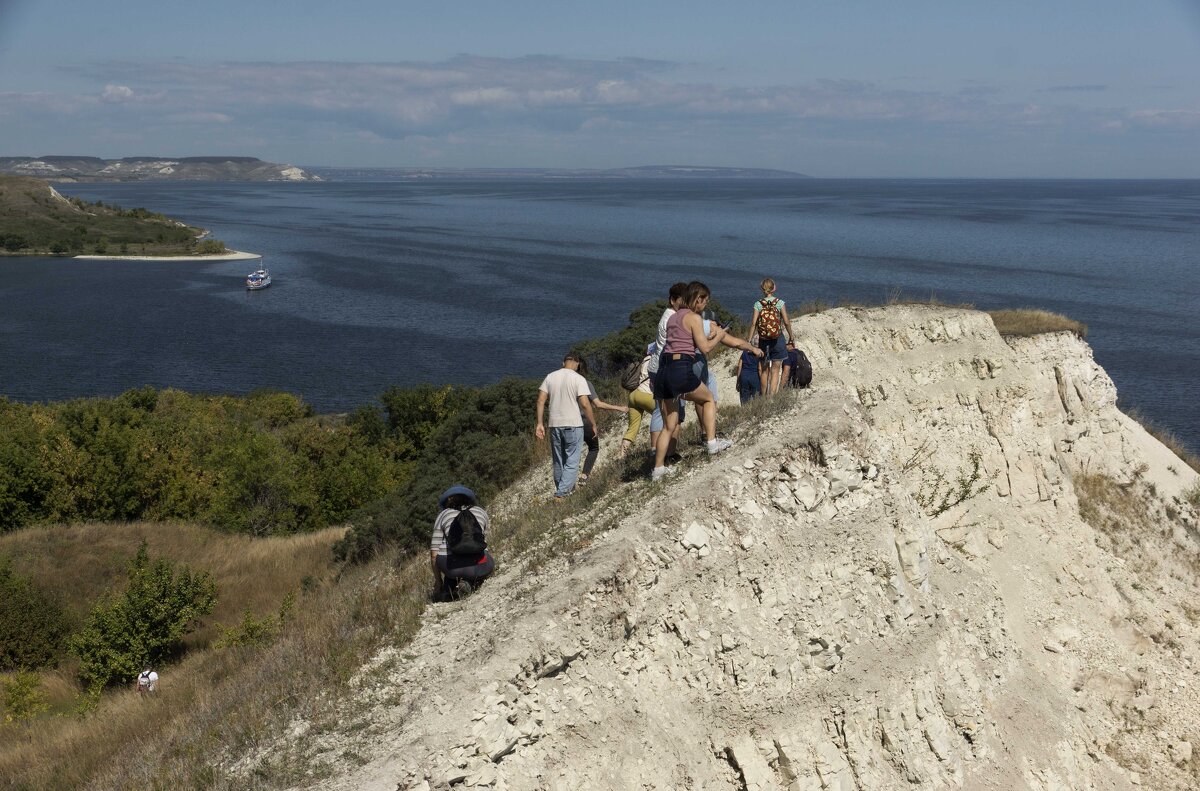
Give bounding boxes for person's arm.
[535,389,548,439]
[578,394,597,432]
[591,397,629,414]
[430,551,441,589]
[780,304,793,342]
[717,326,764,357]
[734,357,743,378]
[747,306,760,341]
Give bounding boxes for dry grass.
[0,522,345,645]
[1074,471,1172,578]
[1124,408,1200,475]
[789,295,1088,342]
[0,523,377,790]
[987,308,1087,339]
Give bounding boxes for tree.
[2,671,48,726]
[70,542,216,692]
[0,559,72,670]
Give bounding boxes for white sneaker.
[707,438,733,455]
[650,466,678,481]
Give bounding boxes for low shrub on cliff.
[988,309,1087,339]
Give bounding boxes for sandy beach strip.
[73,249,261,262]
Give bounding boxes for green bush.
[336,377,539,562]
[70,542,216,692]
[2,670,48,725]
[0,388,405,535]
[0,558,72,671]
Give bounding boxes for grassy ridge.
[0,174,226,256]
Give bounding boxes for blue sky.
[1,0,1198,176]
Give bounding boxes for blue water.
[0,179,1196,452]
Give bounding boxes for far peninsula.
[0,174,253,259]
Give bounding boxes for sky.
[1,0,1199,176]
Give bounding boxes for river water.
[0,179,1195,451]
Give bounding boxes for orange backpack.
[756,297,782,340]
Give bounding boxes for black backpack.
[446,508,487,556]
[790,350,813,388]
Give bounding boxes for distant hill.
[305,164,811,181]
[0,156,320,183]
[0,174,224,256]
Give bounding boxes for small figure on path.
[735,336,763,403]
[135,667,158,696]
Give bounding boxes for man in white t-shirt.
[535,352,596,499]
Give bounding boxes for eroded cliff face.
[264,306,1199,791]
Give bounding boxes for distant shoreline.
[73,249,261,262]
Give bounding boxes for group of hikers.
[429,277,811,600]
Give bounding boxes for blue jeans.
[550,426,583,497]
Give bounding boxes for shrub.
[70,542,216,692]
[0,558,72,670]
[0,388,406,534]
[337,377,539,562]
[988,309,1087,338]
[2,670,48,725]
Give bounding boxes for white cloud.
[101,84,134,103]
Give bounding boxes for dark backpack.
[620,357,648,392]
[790,350,813,388]
[756,297,782,340]
[446,508,487,556]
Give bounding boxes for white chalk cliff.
[266,306,1200,790]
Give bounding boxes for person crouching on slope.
[431,485,495,600]
[651,281,763,480]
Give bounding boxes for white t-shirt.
[647,308,676,375]
[538,368,590,428]
[138,671,158,687]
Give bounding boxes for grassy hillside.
[0,522,353,789]
[0,174,226,256]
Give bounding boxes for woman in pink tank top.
[651,281,764,481]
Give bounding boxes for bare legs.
[653,385,716,470]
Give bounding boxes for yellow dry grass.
[987,308,1087,338]
[1124,408,1200,475]
[0,521,363,790]
[0,522,345,644]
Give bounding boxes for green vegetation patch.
[0,174,226,256]
[0,387,408,534]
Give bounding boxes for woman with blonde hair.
[748,277,793,397]
[651,281,762,480]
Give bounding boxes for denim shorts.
[759,336,788,362]
[653,355,700,400]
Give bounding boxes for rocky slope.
[256,305,1200,790]
[0,156,319,182]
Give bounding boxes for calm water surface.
[0,179,1196,451]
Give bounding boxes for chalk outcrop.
[262,306,1200,791]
